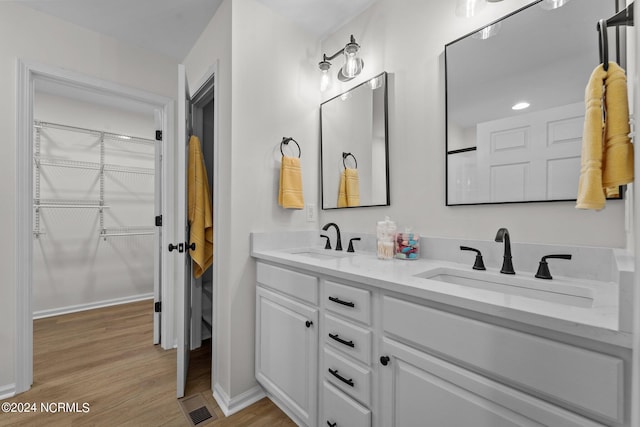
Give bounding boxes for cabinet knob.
[305,320,313,328]
[380,355,390,366]
[327,422,337,427]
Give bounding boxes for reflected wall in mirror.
[321,72,389,209]
[446,0,623,205]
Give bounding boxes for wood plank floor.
[0,300,295,426]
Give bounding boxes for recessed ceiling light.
[512,102,530,110]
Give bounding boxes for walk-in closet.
[32,81,159,319]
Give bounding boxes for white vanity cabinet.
[379,295,624,427]
[255,263,319,426]
[254,260,630,427]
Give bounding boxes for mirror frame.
[444,0,625,206]
[320,71,390,210]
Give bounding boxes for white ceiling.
[15,0,378,61]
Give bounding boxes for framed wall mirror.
[445,0,624,205]
[321,72,389,209]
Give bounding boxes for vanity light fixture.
[319,34,364,90]
[512,101,531,110]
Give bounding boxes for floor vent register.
[179,393,218,426]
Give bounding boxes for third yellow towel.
[576,62,634,210]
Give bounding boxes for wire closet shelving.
[33,120,157,240]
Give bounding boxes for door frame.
[15,59,175,394]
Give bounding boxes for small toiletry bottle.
[377,216,396,260]
[395,228,420,260]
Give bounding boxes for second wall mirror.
[445,0,623,205]
[321,71,389,209]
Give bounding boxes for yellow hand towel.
[576,62,634,210]
[344,168,360,207]
[188,135,213,278]
[337,170,348,208]
[337,168,360,207]
[278,156,304,209]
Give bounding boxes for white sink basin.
[287,248,350,260]
[415,267,594,308]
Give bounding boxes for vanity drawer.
[324,347,371,407]
[256,262,317,304]
[382,296,624,423]
[322,381,371,427]
[324,280,371,325]
[324,313,372,365]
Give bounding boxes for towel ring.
[342,152,358,169]
[280,137,301,158]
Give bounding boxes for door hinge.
[155,130,162,141]
[154,301,161,313]
[155,215,162,226]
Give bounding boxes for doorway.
[15,60,174,394]
[180,71,217,398]
[32,82,159,322]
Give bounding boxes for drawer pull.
[327,422,337,427]
[305,320,313,328]
[328,368,354,387]
[380,355,390,366]
[329,333,355,348]
[328,296,355,308]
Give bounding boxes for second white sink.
[287,248,350,260]
[415,267,594,308]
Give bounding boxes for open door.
[176,64,192,398]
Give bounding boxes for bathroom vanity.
[251,231,633,427]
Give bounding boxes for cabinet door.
[379,338,606,427]
[256,286,318,426]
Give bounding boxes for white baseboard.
[212,383,265,417]
[33,293,154,319]
[263,391,305,426]
[0,384,16,400]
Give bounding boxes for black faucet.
[495,228,515,274]
[322,222,343,251]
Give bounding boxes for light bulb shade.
[341,42,363,79]
[320,70,330,91]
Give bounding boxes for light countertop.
[251,231,633,349]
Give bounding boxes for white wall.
[33,93,156,315]
[318,0,627,248]
[0,1,176,395]
[184,0,319,400]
